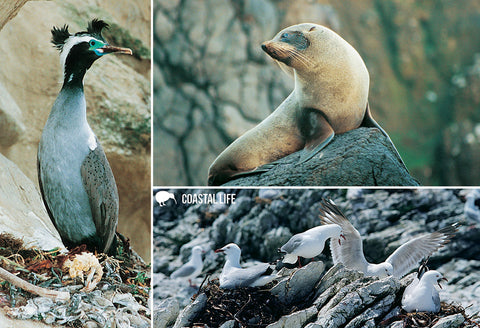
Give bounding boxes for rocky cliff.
[0,0,151,260]
[153,188,480,327]
[153,0,480,186]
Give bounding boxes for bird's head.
[423,270,448,289]
[374,262,394,277]
[192,246,205,256]
[214,243,241,259]
[51,19,132,84]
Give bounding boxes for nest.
[193,280,289,328]
[380,302,480,328]
[0,233,150,326]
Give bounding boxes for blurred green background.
[153,0,480,186]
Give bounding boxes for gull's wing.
[280,234,304,254]
[171,263,197,278]
[319,199,369,272]
[225,263,271,288]
[432,288,441,312]
[385,224,457,278]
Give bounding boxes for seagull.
[170,246,205,287]
[402,269,447,313]
[402,258,430,306]
[464,189,480,223]
[279,224,345,266]
[214,243,277,289]
[319,198,457,278]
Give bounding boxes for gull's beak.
[98,45,133,55]
[438,277,448,289]
[214,248,224,253]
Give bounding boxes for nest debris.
[0,233,150,327]
[192,280,291,328]
[380,302,480,328]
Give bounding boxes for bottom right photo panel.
[153,188,480,328]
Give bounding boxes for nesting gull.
[319,198,457,278]
[170,246,204,286]
[215,243,277,289]
[402,268,447,313]
[279,224,344,266]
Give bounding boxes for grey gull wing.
[171,264,196,278]
[319,199,369,272]
[385,225,457,278]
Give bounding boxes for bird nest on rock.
[0,233,150,327]
[191,279,303,328]
[381,302,480,328]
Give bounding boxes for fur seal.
[207,23,406,186]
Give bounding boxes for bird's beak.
[98,45,133,55]
[438,277,448,289]
[338,234,346,245]
[214,248,224,253]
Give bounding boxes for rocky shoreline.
[153,188,480,327]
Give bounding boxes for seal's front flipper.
[361,102,408,171]
[298,108,335,163]
[230,165,273,178]
[208,165,273,186]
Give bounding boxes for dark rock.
[223,129,419,187]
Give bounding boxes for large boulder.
[0,153,64,251]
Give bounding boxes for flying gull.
[319,198,457,278]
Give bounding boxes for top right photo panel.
[153,0,480,187]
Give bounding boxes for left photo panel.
[0,1,151,327]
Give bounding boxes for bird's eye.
[281,32,289,39]
[90,40,96,46]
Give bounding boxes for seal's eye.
[89,40,96,46]
[280,32,290,42]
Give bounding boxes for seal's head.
[261,23,369,133]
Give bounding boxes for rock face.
[0,0,151,261]
[153,188,480,327]
[223,128,418,186]
[153,0,480,186]
[0,153,65,251]
[0,0,29,30]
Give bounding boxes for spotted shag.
[38,19,132,254]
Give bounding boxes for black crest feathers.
[51,25,71,50]
[85,19,109,39]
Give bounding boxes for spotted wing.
[81,140,119,253]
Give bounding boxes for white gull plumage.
[319,198,457,278]
[215,243,277,289]
[464,189,480,223]
[170,246,204,286]
[402,268,446,313]
[279,224,344,265]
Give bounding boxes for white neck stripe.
[59,35,98,79]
